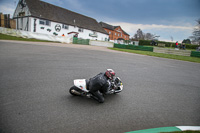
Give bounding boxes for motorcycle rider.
[88,69,116,103]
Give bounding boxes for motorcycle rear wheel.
[69,86,80,96]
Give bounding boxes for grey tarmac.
[0,40,200,133]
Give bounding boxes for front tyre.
[114,87,122,94]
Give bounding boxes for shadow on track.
[64,93,123,106]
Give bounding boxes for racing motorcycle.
[69,77,123,98]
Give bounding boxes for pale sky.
[0,0,200,42]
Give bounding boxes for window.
[78,28,83,32]
[39,19,51,26]
[89,31,98,37]
[115,33,117,35]
[62,24,69,30]
[46,20,50,26]
[109,31,111,34]
[19,12,25,17]
[39,20,45,25]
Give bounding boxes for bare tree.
[145,33,155,40]
[170,36,173,42]
[133,29,158,40]
[134,29,145,40]
[190,19,200,45]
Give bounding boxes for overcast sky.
[0,0,200,42]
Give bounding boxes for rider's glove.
[111,82,116,89]
[107,89,115,94]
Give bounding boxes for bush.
[184,44,198,49]
[139,40,174,47]
[139,40,151,46]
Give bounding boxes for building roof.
[99,22,116,31]
[24,0,108,34]
[99,22,129,36]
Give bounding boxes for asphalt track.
[0,40,200,133]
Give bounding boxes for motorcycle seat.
[86,79,90,90]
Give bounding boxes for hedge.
[139,40,174,47]
[184,44,199,49]
[139,40,151,46]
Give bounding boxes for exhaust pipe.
[71,89,81,95]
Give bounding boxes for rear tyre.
[69,86,80,96]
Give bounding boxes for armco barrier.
[191,51,200,58]
[73,38,89,45]
[114,44,153,52]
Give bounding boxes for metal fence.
[114,43,153,52]
[191,51,200,58]
[73,37,90,45]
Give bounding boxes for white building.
[13,0,109,41]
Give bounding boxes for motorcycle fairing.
[74,79,89,92]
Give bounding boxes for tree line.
[131,29,159,41]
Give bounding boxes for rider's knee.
[98,97,104,103]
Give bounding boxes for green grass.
[161,131,200,133]
[109,48,200,63]
[0,33,56,42]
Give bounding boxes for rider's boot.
[86,93,91,98]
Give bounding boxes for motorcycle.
[69,77,123,98]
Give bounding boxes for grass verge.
[109,48,200,63]
[0,33,56,42]
[161,131,200,133]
